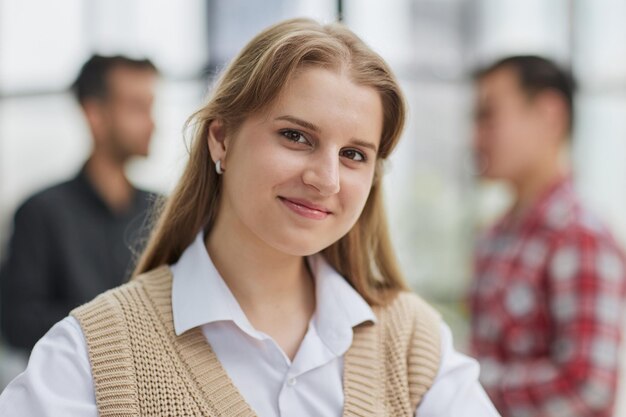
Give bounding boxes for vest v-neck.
[73,264,441,416]
[142,266,384,417]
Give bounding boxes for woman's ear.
[207,119,228,165]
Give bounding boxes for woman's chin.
[267,237,333,258]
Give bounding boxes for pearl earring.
[215,159,224,175]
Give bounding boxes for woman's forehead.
[261,67,384,142]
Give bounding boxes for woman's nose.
[302,151,341,196]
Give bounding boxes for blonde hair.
[134,18,409,305]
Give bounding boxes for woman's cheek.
[341,178,371,219]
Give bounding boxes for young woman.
[0,18,499,416]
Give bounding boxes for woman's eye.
[281,130,310,145]
[341,148,366,162]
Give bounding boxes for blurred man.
[0,55,158,352]
[470,56,626,417]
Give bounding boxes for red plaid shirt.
[470,177,626,417]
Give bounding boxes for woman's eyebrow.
[350,139,378,153]
[275,115,320,132]
[276,114,378,153]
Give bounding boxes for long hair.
[134,18,409,305]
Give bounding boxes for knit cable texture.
[72,265,441,416]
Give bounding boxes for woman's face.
[210,67,384,256]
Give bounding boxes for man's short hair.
[475,55,577,132]
[72,54,157,104]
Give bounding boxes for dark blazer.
[0,167,158,350]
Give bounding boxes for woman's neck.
[206,222,310,305]
[205,210,316,359]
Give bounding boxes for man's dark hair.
[72,54,157,104]
[475,55,577,132]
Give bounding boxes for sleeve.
[0,198,69,350]
[479,229,626,416]
[416,322,501,417]
[0,316,97,417]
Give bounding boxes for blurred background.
[2,0,626,411]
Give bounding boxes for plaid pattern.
[470,177,626,417]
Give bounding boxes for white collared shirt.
[0,232,500,416]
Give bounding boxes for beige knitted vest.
[71,265,441,417]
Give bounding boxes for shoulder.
[537,186,622,251]
[377,290,442,324]
[542,198,626,286]
[376,292,443,406]
[542,186,605,236]
[373,291,443,355]
[0,316,97,417]
[13,178,79,220]
[40,316,90,357]
[71,266,172,319]
[549,202,623,254]
[69,266,173,383]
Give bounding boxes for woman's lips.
[279,197,331,220]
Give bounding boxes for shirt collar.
[171,232,256,337]
[308,253,377,355]
[170,231,376,352]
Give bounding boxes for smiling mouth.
[278,197,332,220]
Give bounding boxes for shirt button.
[287,377,297,387]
